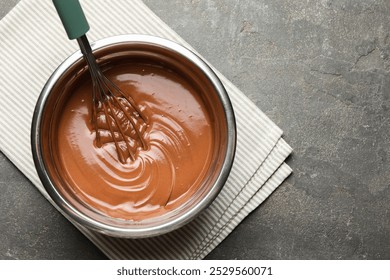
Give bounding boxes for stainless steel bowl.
[31,35,236,238]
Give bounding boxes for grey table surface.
[1,0,389,260]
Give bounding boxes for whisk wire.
[76,35,147,163]
[102,80,148,150]
[106,98,136,161]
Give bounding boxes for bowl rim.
[31,34,236,238]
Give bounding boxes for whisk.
[53,0,148,163]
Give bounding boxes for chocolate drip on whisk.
[77,35,148,163]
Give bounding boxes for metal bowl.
[31,35,236,238]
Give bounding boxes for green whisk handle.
[53,0,90,40]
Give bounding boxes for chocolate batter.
[55,62,214,220]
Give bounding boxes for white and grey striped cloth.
[0,0,292,259]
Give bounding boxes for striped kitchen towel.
[0,0,292,259]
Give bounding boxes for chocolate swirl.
[57,63,213,220]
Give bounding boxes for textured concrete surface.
[1,0,389,259]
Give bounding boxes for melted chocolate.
[56,63,214,220]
